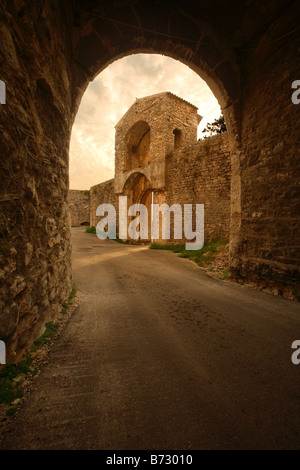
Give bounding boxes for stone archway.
[1,1,299,360]
[70,3,243,278]
[122,172,165,242]
[122,172,152,242]
[123,172,151,207]
[124,121,151,171]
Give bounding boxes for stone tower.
[114,92,202,195]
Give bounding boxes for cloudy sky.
[69,54,221,190]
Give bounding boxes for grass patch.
[69,283,77,300]
[85,228,129,244]
[0,379,24,406]
[85,226,96,234]
[61,301,71,316]
[0,353,33,380]
[114,237,129,245]
[0,353,33,406]
[33,322,59,348]
[61,284,77,315]
[150,243,184,253]
[0,285,77,413]
[6,407,17,416]
[150,240,227,268]
[219,270,230,280]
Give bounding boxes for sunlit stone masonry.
[1,0,299,361]
[88,92,231,244]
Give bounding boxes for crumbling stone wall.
[115,92,200,194]
[0,1,74,362]
[69,190,90,227]
[90,179,116,229]
[89,93,229,246]
[1,0,299,361]
[166,134,231,242]
[89,133,230,245]
[230,8,300,298]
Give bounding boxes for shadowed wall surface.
[0,0,299,360]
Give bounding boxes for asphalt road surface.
[1,227,300,450]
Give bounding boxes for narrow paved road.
[2,227,300,449]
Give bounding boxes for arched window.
[173,128,182,149]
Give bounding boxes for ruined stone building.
[0,1,299,361]
[85,91,231,244]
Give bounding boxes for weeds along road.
[1,227,300,449]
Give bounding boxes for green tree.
[201,114,227,138]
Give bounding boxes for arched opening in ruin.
[125,121,151,171]
[123,172,151,242]
[69,51,230,247]
[70,48,236,250]
[1,1,299,364]
[123,172,151,207]
[173,129,182,149]
[122,172,165,242]
[69,53,224,192]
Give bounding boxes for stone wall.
[69,190,90,227]
[90,179,116,229]
[0,1,73,362]
[166,134,231,243]
[115,92,200,194]
[1,1,299,361]
[89,134,230,245]
[231,7,300,297]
